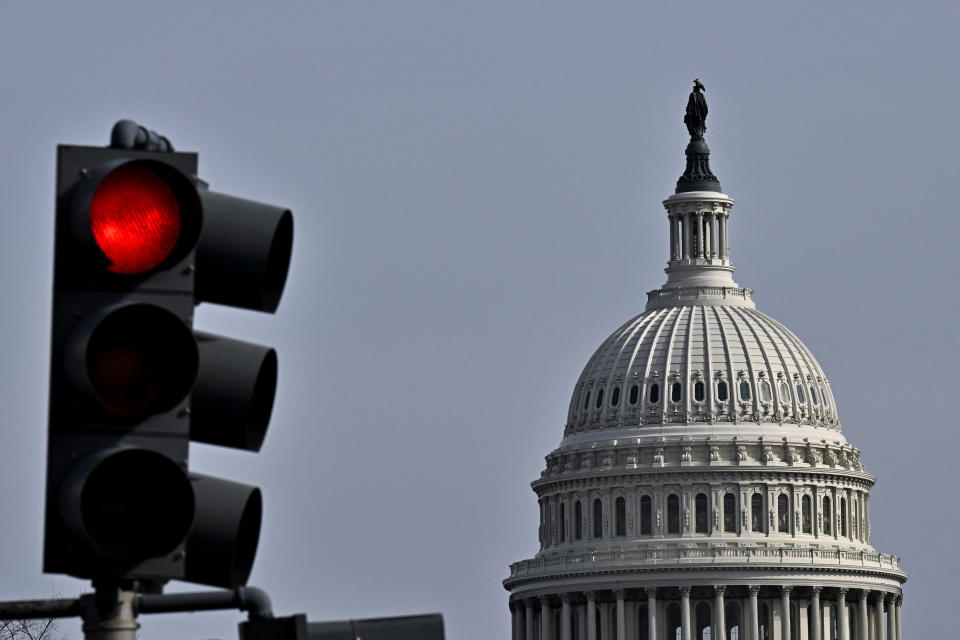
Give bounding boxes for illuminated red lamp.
[90,165,182,274]
[70,160,201,276]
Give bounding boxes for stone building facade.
[503,90,906,640]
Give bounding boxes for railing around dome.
[508,547,902,578]
[646,286,753,303]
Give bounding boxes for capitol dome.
[505,83,905,640]
[566,304,840,440]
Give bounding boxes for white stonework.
[504,135,905,640]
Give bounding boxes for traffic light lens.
[84,304,199,417]
[90,165,182,274]
[79,449,195,559]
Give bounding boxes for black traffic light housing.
[45,122,293,587]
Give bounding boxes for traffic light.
[45,121,292,587]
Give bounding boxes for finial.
[676,78,721,193]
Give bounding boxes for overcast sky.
[0,2,956,638]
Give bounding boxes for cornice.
[503,563,906,592]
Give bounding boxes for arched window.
[583,391,591,410]
[559,502,566,542]
[795,383,806,404]
[574,501,582,540]
[695,493,708,533]
[615,496,626,536]
[759,603,770,640]
[717,380,729,402]
[853,499,860,540]
[595,388,604,408]
[665,603,681,640]
[820,385,830,409]
[809,386,819,405]
[671,382,682,403]
[760,379,772,402]
[695,602,711,640]
[640,495,652,535]
[725,602,741,640]
[694,380,705,401]
[723,493,736,532]
[840,497,848,537]
[739,380,752,401]
[801,495,812,534]
[751,493,764,533]
[611,386,620,407]
[593,498,603,539]
[778,494,790,533]
[629,384,639,405]
[667,494,680,534]
[649,383,660,404]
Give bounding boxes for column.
[670,215,678,260]
[646,588,658,640]
[680,586,692,640]
[526,600,536,640]
[718,213,728,259]
[748,586,760,640]
[561,594,572,640]
[614,589,626,640]
[682,214,691,259]
[810,587,822,640]
[780,587,792,640]
[714,586,727,640]
[540,596,552,640]
[702,213,711,258]
[579,604,587,640]
[586,592,597,640]
[885,594,895,640]
[894,595,902,640]
[511,602,520,640]
[694,213,704,258]
[874,594,884,640]
[837,589,849,640]
[857,591,868,640]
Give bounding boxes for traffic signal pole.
[0,585,276,640]
[81,585,138,640]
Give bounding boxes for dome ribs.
[735,306,798,422]
[709,305,737,423]
[660,306,688,423]
[640,307,680,418]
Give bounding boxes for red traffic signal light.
[90,164,184,274]
[64,157,201,278]
[46,144,202,581]
[46,122,293,589]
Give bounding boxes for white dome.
[564,304,840,439]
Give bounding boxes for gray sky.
[0,2,955,638]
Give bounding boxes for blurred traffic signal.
[45,121,292,587]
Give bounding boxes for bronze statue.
[676,78,720,193]
[684,78,707,140]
